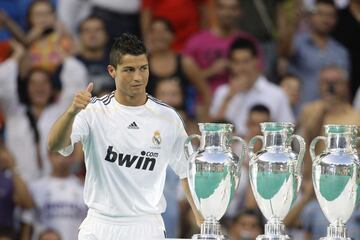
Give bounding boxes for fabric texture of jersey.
[59,93,188,219]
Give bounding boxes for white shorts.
[78,211,166,240]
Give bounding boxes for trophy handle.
[310,136,327,161]
[287,134,306,174]
[231,136,247,161]
[287,134,306,193]
[184,134,201,160]
[249,135,264,160]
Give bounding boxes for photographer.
[297,64,360,178]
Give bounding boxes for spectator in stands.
[279,74,301,116]
[278,0,349,107]
[0,143,33,240]
[183,0,262,94]
[90,0,141,41]
[298,64,360,178]
[228,208,263,240]
[0,41,87,181]
[210,38,294,137]
[76,15,114,96]
[24,0,73,74]
[333,0,360,99]
[146,18,211,119]
[141,0,209,51]
[21,151,87,240]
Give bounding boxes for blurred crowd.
[1,0,360,239]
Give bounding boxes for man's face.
[80,19,108,51]
[246,111,270,140]
[216,0,241,28]
[280,77,301,106]
[108,54,149,97]
[230,49,258,86]
[320,68,348,101]
[311,3,337,34]
[28,71,52,107]
[148,21,173,52]
[232,215,262,240]
[155,78,183,108]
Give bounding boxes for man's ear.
[107,65,116,79]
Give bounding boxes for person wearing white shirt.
[47,33,202,240]
[210,37,295,136]
[0,42,87,182]
[22,152,87,240]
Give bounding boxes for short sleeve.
[168,115,188,179]
[210,84,228,116]
[58,109,89,156]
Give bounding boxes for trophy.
[310,124,360,240]
[248,122,305,240]
[184,123,247,240]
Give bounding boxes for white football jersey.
[22,176,87,240]
[59,93,188,219]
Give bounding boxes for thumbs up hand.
[68,82,94,115]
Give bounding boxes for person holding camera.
[297,64,360,178]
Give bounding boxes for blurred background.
[0,0,360,239]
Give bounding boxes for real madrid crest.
[152,130,161,146]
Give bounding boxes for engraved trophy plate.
[248,122,305,240]
[310,125,360,240]
[184,123,247,240]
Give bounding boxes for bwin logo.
[105,146,157,171]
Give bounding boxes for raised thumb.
[86,82,94,93]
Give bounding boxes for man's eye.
[124,69,133,72]
[140,66,148,71]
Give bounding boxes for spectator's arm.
[12,170,34,209]
[140,0,152,41]
[277,0,303,58]
[0,11,27,45]
[182,56,212,118]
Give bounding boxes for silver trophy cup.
[248,122,305,240]
[310,124,360,240]
[184,123,247,240]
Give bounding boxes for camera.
[327,82,336,94]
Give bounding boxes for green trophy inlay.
[319,174,350,201]
[257,172,290,199]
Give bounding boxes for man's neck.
[51,171,70,178]
[212,25,236,37]
[310,31,329,49]
[115,90,147,106]
[31,105,45,120]
[81,48,105,60]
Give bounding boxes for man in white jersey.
[48,33,202,240]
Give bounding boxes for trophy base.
[256,234,290,240]
[320,238,351,240]
[319,223,351,240]
[192,234,227,240]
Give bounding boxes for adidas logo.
[128,122,139,129]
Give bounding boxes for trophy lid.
[198,123,233,133]
[260,122,294,133]
[324,124,358,135]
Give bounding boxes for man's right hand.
[68,83,93,115]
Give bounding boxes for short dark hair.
[151,17,175,34]
[249,104,270,116]
[232,208,264,229]
[78,15,108,34]
[279,73,301,84]
[229,38,258,59]
[109,33,147,67]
